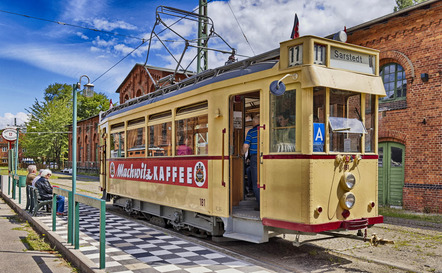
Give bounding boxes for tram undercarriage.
[111,195,225,238]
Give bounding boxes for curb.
[1,191,104,273]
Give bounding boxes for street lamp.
[70,75,94,246]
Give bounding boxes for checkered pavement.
[40,204,274,273]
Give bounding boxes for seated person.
[275,112,296,152]
[176,135,193,155]
[35,169,66,216]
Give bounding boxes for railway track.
[106,205,413,273]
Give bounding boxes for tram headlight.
[340,192,356,210]
[340,172,356,191]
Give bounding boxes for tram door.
[378,142,405,207]
[229,92,260,209]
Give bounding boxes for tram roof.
[101,48,280,120]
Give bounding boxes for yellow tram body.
[99,36,385,243]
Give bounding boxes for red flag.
[290,13,299,39]
[109,99,113,109]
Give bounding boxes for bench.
[31,187,52,216]
[25,185,34,212]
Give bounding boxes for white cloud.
[93,36,116,47]
[92,18,138,31]
[0,112,29,130]
[76,32,89,40]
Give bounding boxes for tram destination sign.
[2,128,17,142]
[330,47,375,75]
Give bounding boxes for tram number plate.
[199,198,206,207]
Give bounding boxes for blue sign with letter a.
[313,123,325,145]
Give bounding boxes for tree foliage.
[394,0,425,11]
[23,98,71,164]
[22,83,111,167]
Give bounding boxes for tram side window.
[176,115,208,155]
[365,94,376,153]
[329,89,366,153]
[110,132,125,158]
[313,87,326,152]
[148,122,172,156]
[270,89,296,153]
[127,127,145,157]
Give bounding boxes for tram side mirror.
[270,73,298,96]
[270,80,286,96]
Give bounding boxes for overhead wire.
[1,1,245,86]
[227,2,255,56]
[0,9,146,41]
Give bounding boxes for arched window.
[380,63,406,101]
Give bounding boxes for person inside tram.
[176,134,193,155]
[275,111,296,152]
[242,115,260,211]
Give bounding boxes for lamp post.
[70,75,94,246]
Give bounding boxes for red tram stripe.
[263,154,379,160]
[262,216,383,233]
[107,154,378,161]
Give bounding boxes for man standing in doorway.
[242,115,260,211]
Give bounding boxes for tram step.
[222,215,269,243]
[222,232,266,244]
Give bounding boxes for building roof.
[116,63,192,93]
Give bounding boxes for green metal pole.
[8,143,11,195]
[71,83,78,246]
[99,200,106,269]
[67,191,73,244]
[74,200,80,249]
[52,194,57,231]
[16,128,22,204]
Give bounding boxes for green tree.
[22,83,111,167]
[77,91,111,120]
[23,98,71,165]
[394,0,426,11]
[43,83,73,102]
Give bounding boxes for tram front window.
[329,89,366,153]
[270,89,296,153]
[313,87,326,152]
[365,94,376,153]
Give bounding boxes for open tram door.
[228,91,260,214]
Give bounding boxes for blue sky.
[0,0,396,129]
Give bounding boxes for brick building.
[67,65,189,173]
[0,130,25,167]
[66,115,100,173]
[345,0,441,212]
[117,64,190,104]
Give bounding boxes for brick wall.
[118,64,188,104]
[347,1,442,212]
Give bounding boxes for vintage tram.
[99,35,386,244]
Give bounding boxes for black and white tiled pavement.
[39,204,274,273]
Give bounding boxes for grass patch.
[11,219,55,252]
[379,207,442,223]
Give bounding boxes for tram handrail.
[221,128,226,187]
